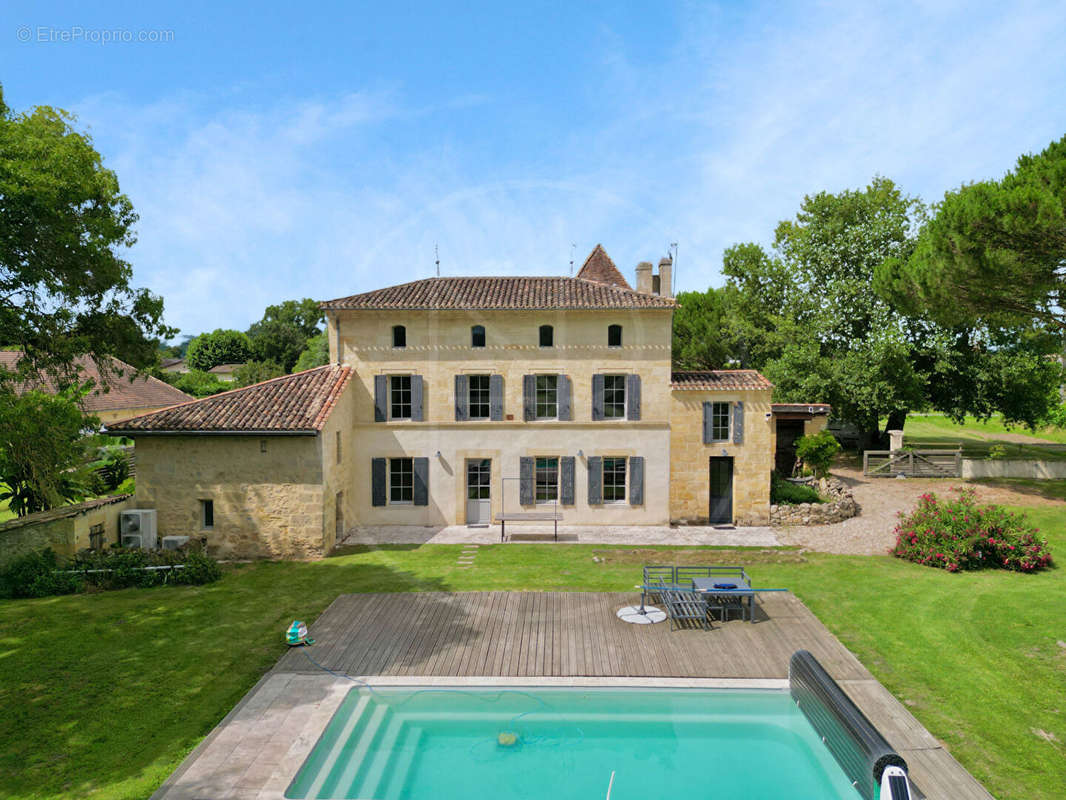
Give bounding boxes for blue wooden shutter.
[523,375,536,421]
[411,375,424,421]
[374,375,387,422]
[591,374,605,421]
[454,375,469,421]
[413,457,429,506]
[702,402,712,444]
[519,457,534,505]
[627,374,641,421]
[560,456,575,505]
[371,458,387,506]
[587,456,603,505]
[629,456,644,505]
[557,375,572,421]
[733,401,744,444]
[489,374,504,420]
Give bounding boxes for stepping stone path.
[456,544,479,569]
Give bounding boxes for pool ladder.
[606,770,616,800]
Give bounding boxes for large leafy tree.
[719,177,1061,445]
[0,390,91,516]
[246,298,323,372]
[293,331,329,372]
[233,360,284,387]
[672,287,737,370]
[877,134,1066,330]
[0,87,172,384]
[185,329,253,372]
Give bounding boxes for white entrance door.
[466,459,491,526]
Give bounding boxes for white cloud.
[70,0,1066,337]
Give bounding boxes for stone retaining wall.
[770,477,858,526]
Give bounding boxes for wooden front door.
[775,419,805,475]
[709,457,733,524]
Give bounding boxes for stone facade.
[328,308,675,526]
[669,388,774,525]
[134,436,327,558]
[769,477,858,526]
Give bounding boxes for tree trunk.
[884,409,908,442]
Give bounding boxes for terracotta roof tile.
[106,365,352,434]
[575,244,632,289]
[671,370,774,391]
[0,352,192,412]
[321,275,674,311]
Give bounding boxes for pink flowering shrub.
[892,488,1052,573]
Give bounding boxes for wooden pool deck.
[153,591,994,800]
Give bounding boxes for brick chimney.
[635,261,653,294]
[658,256,673,298]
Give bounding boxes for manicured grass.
[905,413,1066,460]
[1,520,1064,800]
[970,478,1066,502]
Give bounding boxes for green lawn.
[1,517,1064,800]
[904,413,1066,460]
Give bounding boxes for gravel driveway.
[775,466,1063,555]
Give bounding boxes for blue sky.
[6,0,1066,339]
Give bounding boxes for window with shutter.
[602,457,627,502]
[468,375,490,419]
[629,456,644,506]
[587,456,603,505]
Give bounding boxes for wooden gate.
[863,449,962,478]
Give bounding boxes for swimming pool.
[285,686,862,800]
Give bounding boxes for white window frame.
[602,457,627,503]
[468,374,491,420]
[388,457,414,505]
[535,456,559,504]
[710,401,731,442]
[603,374,626,419]
[389,375,412,421]
[535,375,558,420]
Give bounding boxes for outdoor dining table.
[691,576,756,623]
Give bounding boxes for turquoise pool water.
[286,686,861,800]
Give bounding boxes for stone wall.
[133,436,326,559]
[961,458,1066,480]
[669,388,774,525]
[769,477,858,526]
[0,495,133,566]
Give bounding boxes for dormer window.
[608,324,622,347]
[539,325,554,348]
[392,325,406,348]
[471,325,486,348]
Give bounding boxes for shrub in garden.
[0,548,84,598]
[0,546,223,598]
[794,431,841,478]
[770,473,825,505]
[892,488,1052,572]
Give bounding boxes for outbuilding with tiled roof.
[107,365,357,560]
[0,352,192,425]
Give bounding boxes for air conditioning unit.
[162,535,190,551]
[119,510,158,549]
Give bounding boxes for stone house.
[0,351,192,426]
[108,246,825,558]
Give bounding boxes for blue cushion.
[713,582,738,590]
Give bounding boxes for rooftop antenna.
[435,243,440,278]
[669,242,678,294]
[569,243,576,276]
